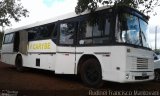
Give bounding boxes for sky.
[4,0,160,49]
[8,0,77,27]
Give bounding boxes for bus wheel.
[15,55,23,72]
[80,59,103,88]
[154,70,160,81]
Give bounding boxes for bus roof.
[5,5,113,34]
[5,12,77,33]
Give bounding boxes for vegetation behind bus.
[0,0,29,27]
[75,0,160,16]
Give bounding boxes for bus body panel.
[1,43,15,65]
[75,46,126,81]
[55,46,76,74]
[76,46,154,82]
[28,40,56,53]
[75,46,124,79]
[2,43,14,53]
[101,46,154,82]
[1,53,16,65]
[22,54,56,71]
[22,39,56,71]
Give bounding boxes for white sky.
[148,6,160,49]
[9,0,77,27]
[4,0,160,49]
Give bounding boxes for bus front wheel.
[154,70,160,81]
[80,59,103,88]
[15,55,23,72]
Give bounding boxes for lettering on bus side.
[29,42,51,50]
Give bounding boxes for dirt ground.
[0,62,160,96]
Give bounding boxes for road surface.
[0,62,160,96]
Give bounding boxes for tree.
[0,0,29,27]
[75,0,160,15]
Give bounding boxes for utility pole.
[155,26,157,51]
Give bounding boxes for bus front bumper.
[118,71,154,83]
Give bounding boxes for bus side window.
[28,23,55,41]
[4,34,10,44]
[59,23,75,45]
[28,29,36,41]
[34,23,54,40]
[78,12,111,45]
[3,33,14,44]
[78,21,93,45]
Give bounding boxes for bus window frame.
[114,6,151,50]
[77,10,114,46]
[58,18,79,47]
[28,23,55,41]
[51,23,58,44]
[3,33,15,44]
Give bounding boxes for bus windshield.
[117,13,149,48]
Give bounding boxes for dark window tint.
[28,29,36,41]
[93,24,103,37]
[78,21,93,38]
[28,23,55,41]
[78,12,111,45]
[4,33,14,44]
[104,19,110,35]
[59,23,75,45]
[93,37,109,44]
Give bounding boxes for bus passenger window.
[28,29,36,41]
[4,33,14,44]
[78,14,111,45]
[28,23,55,41]
[4,35,10,43]
[59,23,74,45]
[105,19,110,35]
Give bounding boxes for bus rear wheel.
[15,55,23,72]
[80,59,103,88]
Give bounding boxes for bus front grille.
[136,58,148,69]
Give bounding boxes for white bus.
[1,6,154,87]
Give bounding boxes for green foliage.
[0,0,29,27]
[75,0,160,15]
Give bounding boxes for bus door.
[14,32,20,52]
[55,21,77,74]
[19,30,28,55]
[14,30,28,54]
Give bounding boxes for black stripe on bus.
[28,52,56,55]
[56,52,83,54]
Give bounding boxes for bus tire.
[154,70,160,81]
[15,55,23,72]
[80,58,103,88]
